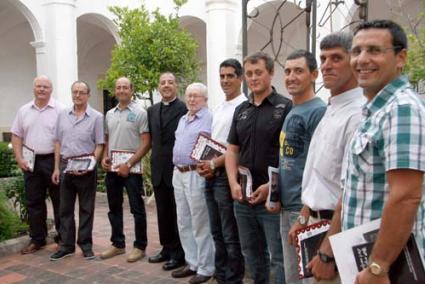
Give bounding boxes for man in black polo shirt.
[226,51,292,283]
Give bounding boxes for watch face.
[298,215,307,225]
[370,263,381,275]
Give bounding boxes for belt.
[176,165,197,173]
[309,208,334,220]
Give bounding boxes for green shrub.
[0,191,27,241]
[0,173,27,222]
[142,153,153,197]
[0,142,19,178]
[97,165,106,192]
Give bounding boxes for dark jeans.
[205,172,244,284]
[153,179,184,260]
[105,173,147,250]
[23,154,60,245]
[60,170,96,252]
[234,201,285,284]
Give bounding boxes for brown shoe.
[189,274,212,284]
[127,248,145,263]
[171,265,197,278]
[21,242,44,254]
[100,246,126,260]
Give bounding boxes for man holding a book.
[100,77,151,263]
[196,58,246,284]
[319,20,425,284]
[11,75,63,254]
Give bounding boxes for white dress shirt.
[211,93,247,145]
[301,87,365,211]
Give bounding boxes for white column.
[30,40,48,76]
[206,0,240,109]
[43,0,78,106]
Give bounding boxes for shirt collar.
[248,87,280,106]
[224,94,247,106]
[69,104,94,117]
[362,75,409,117]
[329,87,363,107]
[114,101,136,112]
[31,98,55,110]
[162,96,177,106]
[183,106,208,121]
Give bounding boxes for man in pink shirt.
[11,75,63,254]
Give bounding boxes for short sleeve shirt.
[56,105,104,158]
[227,89,292,190]
[278,97,326,211]
[105,102,148,155]
[11,98,64,154]
[341,76,425,256]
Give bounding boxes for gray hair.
[320,31,353,52]
[185,82,208,98]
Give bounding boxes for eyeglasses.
[350,45,402,57]
[72,91,89,96]
[186,94,204,99]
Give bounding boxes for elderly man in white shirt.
[287,32,366,283]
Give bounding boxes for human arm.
[11,134,29,171]
[355,169,423,284]
[51,141,61,185]
[197,154,225,178]
[225,144,243,201]
[288,205,311,246]
[101,136,111,171]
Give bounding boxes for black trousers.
[153,178,184,260]
[105,172,147,250]
[59,170,96,252]
[23,154,60,245]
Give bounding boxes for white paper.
[266,166,279,209]
[329,219,382,284]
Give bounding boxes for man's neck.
[74,104,88,116]
[292,91,315,105]
[225,92,241,102]
[162,95,177,103]
[330,79,358,97]
[253,87,272,106]
[118,100,131,109]
[34,99,49,109]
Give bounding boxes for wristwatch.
[318,250,335,263]
[297,215,308,226]
[368,261,388,276]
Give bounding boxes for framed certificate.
[295,220,330,279]
[266,166,280,209]
[238,166,253,200]
[110,150,142,174]
[22,144,35,172]
[191,133,226,162]
[64,154,96,173]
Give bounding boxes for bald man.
[11,75,64,254]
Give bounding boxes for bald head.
[115,76,134,105]
[33,75,53,105]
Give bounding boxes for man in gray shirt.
[100,77,151,263]
[50,81,104,261]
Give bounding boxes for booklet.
[238,166,253,200]
[330,218,425,283]
[266,166,280,210]
[190,133,226,162]
[22,144,35,172]
[295,220,331,279]
[110,150,142,174]
[64,154,96,173]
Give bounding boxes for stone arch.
[6,0,43,42]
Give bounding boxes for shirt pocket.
[351,133,375,175]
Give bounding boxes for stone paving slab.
[0,194,191,283]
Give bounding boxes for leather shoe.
[148,252,170,263]
[162,258,185,271]
[171,265,196,278]
[21,242,44,254]
[189,274,212,284]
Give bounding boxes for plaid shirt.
[342,75,425,255]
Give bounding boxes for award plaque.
[110,150,142,174]
[238,166,253,200]
[266,166,280,210]
[191,133,226,162]
[64,154,96,173]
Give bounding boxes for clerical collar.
[161,96,177,106]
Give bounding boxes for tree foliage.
[98,0,199,104]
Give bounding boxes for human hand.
[307,255,337,281]
[101,157,112,171]
[288,220,306,246]
[114,163,130,177]
[249,183,268,205]
[355,268,390,284]
[17,158,30,172]
[51,169,60,185]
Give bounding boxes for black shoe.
[163,258,185,271]
[148,252,170,263]
[83,249,96,260]
[171,265,197,278]
[189,274,211,284]
[50,250,74,261]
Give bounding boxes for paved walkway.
[0,194,190,284]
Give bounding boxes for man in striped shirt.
[323,19,425,284]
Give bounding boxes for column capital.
[43,0,76,7]
[30,41,47,54]
[206,0,239,12]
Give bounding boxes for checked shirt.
[341,75,425,256]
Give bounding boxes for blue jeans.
[105,173,147,250]
[234,201,285,284]
[205,172,244,284]
[281,210,312,284]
